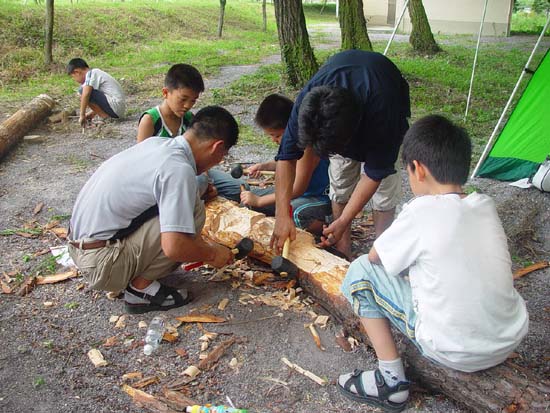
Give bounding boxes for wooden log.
[0,94,56,159]
[203,198,550,413]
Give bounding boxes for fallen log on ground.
[0,94,56,160]
[202,198,550,413]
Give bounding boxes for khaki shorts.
[68,201,206,292]
[328,154,402,211]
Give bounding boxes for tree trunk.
[408,0,440,54]
[202,198,550,413]
[0,94,56,160]
[339,0,372,51]
[218,0,226,38]
[262,0,267,32]
[273,0,318,88]
[44,0,54,65]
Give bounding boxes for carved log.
[203,198,550,413]
[0,94,56,160]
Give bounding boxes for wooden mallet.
[183,237,254,271]
[230,163,276,179]
[270,206,299,278]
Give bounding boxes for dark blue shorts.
[79,87,118,118]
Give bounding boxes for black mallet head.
[271,255,299,278]
[234,237,254,259]
[230,163,244,179]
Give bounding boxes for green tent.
[476,50,550,181]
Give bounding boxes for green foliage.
[33,377,46,388]
[33,254,59,275]
[511,10,550,34]
[0,0,280,102]
[64,302,79,310]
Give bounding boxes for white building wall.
[364,0,512,36]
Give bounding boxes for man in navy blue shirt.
[272,50,410,259]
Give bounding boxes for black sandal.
[337,369,410,412]
[124,284,192,314]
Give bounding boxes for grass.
[1,1,547,163]
[0,0,281,102]
[511,11,550,34]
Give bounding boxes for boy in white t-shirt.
[337,115,528,412]
[67,58,126,127]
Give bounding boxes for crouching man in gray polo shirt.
[68,106,238,314]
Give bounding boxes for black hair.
[165,64,204,93]
[189,106,238,149]
[255,93,293,130]
[66,58,89,74]
[297,86,361,157]
[402,115,471,185]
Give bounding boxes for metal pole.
[384,0,410,56]
[471,12,550,178]
[464,0,489,121]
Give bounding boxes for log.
[0,94,56,159]
[202,198,550,413]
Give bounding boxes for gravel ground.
[0,25,548,413]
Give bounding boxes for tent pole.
[384,0,410,56]
[471,12,550,179]
[464,0,489,121]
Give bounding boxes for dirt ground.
[1,27,549,413]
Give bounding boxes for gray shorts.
[328,155,402,211]
[68,203,206,292]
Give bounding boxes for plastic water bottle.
[143,316,165,355]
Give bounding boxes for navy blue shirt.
[276,50,410,181]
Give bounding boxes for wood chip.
[109,315,120,323]
[43,301,55,307]
[115,315,126,329]
[175,314,226,324]
[88,349,108,367]
[49,227,68,239]
[314,315,329,328]
[33,202,44,215]
[199,332,218,341]
[103,336,119,347]
[199,352,208,360]
[335,330,352,352]
[162,332,178,343]
[217,298,229,311]
[1,281,12,294]
[197,337,236,371]
[200,341,209,352]
[513,261,550,279]
[307,324,325,351]
[183,365,200,378]
[175,348,188,358]
[281,357,327,386]
[138,321,148,329]
[17,277,37,296]
[36,269,78,285]
[132,375,160,389]
[161,389,197,410]
[122,372,143,381]
[229,357,238,369]
[122,385,179,413]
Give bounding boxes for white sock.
[124,281,175,306]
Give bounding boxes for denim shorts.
[341,255,421,349]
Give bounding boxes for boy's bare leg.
[130,276,154,290]
[89,103,111,119]
[331,201,352,259]
[361,317,399,360]
[373,208,395,238]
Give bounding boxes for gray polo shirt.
[70,136,201,241]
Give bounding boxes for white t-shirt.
[374,193,528,372]
[70,136,203,241]
[84,68,126,118]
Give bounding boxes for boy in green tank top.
[137,64,204,142]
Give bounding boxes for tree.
[339,0,372,51]
[273,0,318,87]
[408,0,440,54]
[218,0,227,38]
[45,0,54,65]
[262,0,267,32]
